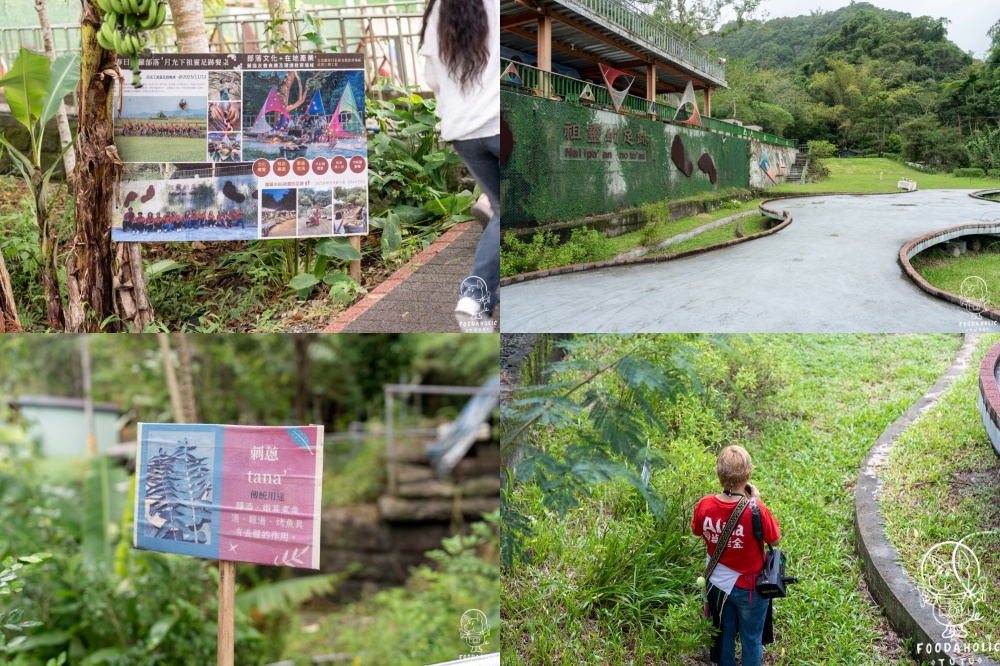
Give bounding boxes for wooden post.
[537,13,552,97]
[703,87,712,118]
[218,560,236,666]
[349,236,361,282]
[646,62,656,102]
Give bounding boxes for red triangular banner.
[674,80,703,127]
[599,63,635,112]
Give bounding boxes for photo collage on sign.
[113,53,367,242]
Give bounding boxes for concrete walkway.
[326,222,498,333]
[500,190,1000,333]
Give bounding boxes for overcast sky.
[721,0,998,58]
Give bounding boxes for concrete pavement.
[500,190,1000,333]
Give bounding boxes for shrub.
[807,140,837,158]
[953,167,984,178]
[500,227,613,276]
[988,169,1000,179]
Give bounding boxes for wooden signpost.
[133,423,324,664]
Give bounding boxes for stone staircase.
[788,152,808,184]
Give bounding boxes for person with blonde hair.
[692,445,781,666]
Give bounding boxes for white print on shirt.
[702,516,744,544]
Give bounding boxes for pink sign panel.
[134,423,324,569]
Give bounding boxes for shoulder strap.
[703,496,750,583]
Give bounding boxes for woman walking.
[692,445,782,666]
[420,0,500,332]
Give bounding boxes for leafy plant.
[0,552,51,655]
[367,83,474,261]
[144,441,212,543]
[0,47,80,331]
[500,337,713,567]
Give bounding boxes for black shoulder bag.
[751,503,798,598]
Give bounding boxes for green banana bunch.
[93,0,168,88]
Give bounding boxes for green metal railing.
[501,59,795,148]
[560,0,726,83]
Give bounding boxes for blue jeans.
[719,586,768,666]
[451,135,499,313]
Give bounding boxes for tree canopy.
[702,2,1000,168]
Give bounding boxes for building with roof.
[11,396,121,458]
[500,0,799,230]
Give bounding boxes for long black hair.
[421,0,490,92]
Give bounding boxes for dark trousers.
[451,134,500,313]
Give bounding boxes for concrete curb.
[855,334,1000,666]
[969,189,1000,202]
[499,189,915,287]
[323,221,473,333]
[499,207,792,287]
[898,223,1000,324]
[976,341,1000,458]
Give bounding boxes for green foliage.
[899,114,968,167]
[236,573,343,616]
[808,140,837,158]
[0,552,51,655]
[967,126,1000,173]
[880,335,1000,644]
[952,167,984,178]
[504,334,962,664]
[367,85,474,262]
[500,228,614,277]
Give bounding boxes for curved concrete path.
[500,190,1000,332]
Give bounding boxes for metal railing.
[0,1,428,113]
[501,58,795,148]
[559,0,726,83]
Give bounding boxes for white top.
[420,0,500,142]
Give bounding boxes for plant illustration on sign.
[145,439,213,543]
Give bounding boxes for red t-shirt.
[692,494,781,589]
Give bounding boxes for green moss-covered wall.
[501,91,751,228]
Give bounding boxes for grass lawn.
[771,158,1000,194]
[114,135,208,163]
[880,334,1000,644]
[607,198,766,255]
[648,214,772,257]
[911,245,1000,306]
[504,334,962,665]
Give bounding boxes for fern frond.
[236,573,343,615]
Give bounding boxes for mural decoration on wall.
[760,149,777,183]
[501,62,522,85]
[673,80,703,128]
[599,63,636,113]
[579,83,595,102]
[698,153,718,184]
[671,135,693,177]
[777,152,787,175]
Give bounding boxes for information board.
[133,423,324,569]
[112,53,369,241]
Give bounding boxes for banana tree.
[0,47,81,331]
